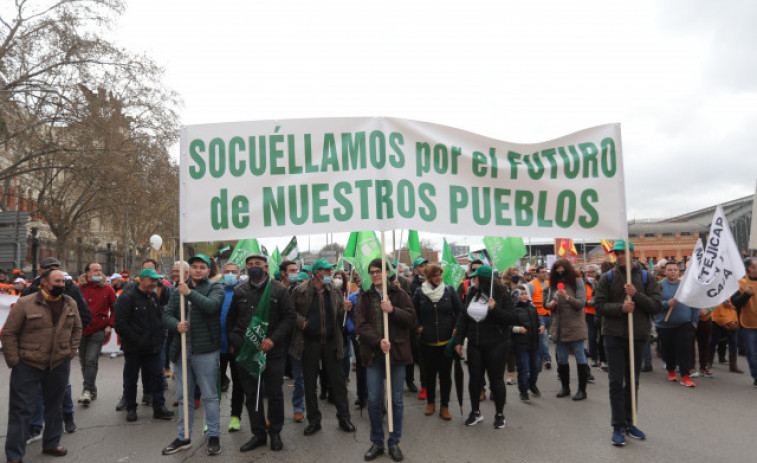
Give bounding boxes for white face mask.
[333,278,343,289]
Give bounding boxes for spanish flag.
[557,238,578,258]
[600,239,617,262]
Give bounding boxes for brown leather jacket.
[1,292,82,370]
[355,284,416,367]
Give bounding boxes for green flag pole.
[380,231,394,433]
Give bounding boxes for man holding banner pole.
[594,240,661,447]
[356,257,416,462]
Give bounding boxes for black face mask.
[248,266,265,282]
[556,271,565,278]
[50,285,65,297]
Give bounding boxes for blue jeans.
[289,353,305,414]
[5,359,70,462]
[555,340,587,365]
[539,315,552,362]
[515,347,541,392]
[173,350,221,439]
[740,328,757,379]
[366,359,405,448]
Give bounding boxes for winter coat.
[164,277,225,362]
[22,277,91,329]
[355,284,416,367]
[413,285,462,345]
[1,292,82,370]
[115,284,165,354]
[595,263,662,340]
[546,278,588,343]
[454,284,516,348]
[511,301,542,351]
[79,279,117,336]
[289,279,346,360]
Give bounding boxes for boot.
[556,364,571,398]
[730,354,744,374]
[573,364,588,401]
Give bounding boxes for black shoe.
[162,438,191,455]
[141,393,152,406]
[63,413,77,433]
[126,409,137,422]
[355,398,366,409]
[591,359,599,367]
[240,435,267,452]
[206,436,221,456]
[304,422,322,436]
[339,419,356,432]
[572,390,587,401]
[153,407,174,420]
[519,391,529,401]
[364,443,384,461]
[529,385,541,397]
[406,382,418,393]
[116,396,126,411]
[544,361,552,370]
[641,364,653,372]
[42,445,68,457]
[270,432,283,451]
[388,445,404,462]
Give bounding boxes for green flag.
[483,236,528,273]
[344,231,393,290]
[228,239,263,268]
[407,230,421,263]
[218,244,232,255]
[235,279,271,378]
[335,255,345,273]
[441,238,466,289]
[282,236,300,262]
[269,247,282,270]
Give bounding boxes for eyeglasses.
[369,270,382,276]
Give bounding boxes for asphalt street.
[1,350,756,463]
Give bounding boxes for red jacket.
[80,280,117,336]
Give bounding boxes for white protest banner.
[675,206,745,308]
[180,118,627,242]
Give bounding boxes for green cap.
[611,240,634,252]
[188,253,211,268]
[311,258,335,272]
[469,265,493,279]
[302,265,312,273]
[273,268,281,279]
[413,257,428,268]
[298,272,309,281]
[139,268,161,280]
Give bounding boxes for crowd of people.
[3,240,757,461]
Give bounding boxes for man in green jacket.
[161,254,225,457]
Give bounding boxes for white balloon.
[149,234,163,251]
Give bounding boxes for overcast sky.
[113,0,757,253]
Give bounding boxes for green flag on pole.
[228,239,263,268]
[441,238,466,289]
[269,247,282,270]
[335,255,345,273]
[407,230,421,263]
[235,279,271,378]
[218,244,232,255]
[282,236,301,262]
[483,236,528,273]
[344,231,393,290]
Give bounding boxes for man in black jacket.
[227,253,296,453]
[114,268,174,422]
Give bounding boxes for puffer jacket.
[79,278,117,336]
[546,278,587,342]
[289,279,346,360]
[1,292,82,370]
[164,277,225,362]
[511,301,542,351]
[595,263,662,340]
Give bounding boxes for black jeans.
[658,323,694,374]
[5,359,70,462]
[302,338,350,424]
[604,335,644,427]
[351,337,367,403]
[467,340,508,414]
[240,351,285,436]
[419,343,452,406]
[123,351,165,411]
[406,331,424,388]
[220,353,244,418]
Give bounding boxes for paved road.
[1,352,756,462]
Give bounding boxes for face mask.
[556,271,565,277]
[248,266,264,282]
[50,285,65,297]
[332,278,343,289]
[587,277,595,284]
[470,281,476,288]
[511,276,520,283]
[224,273,238,286]
[153,286,159,294]
[287,273,298,284]
[418,274,425,281]
[90,275,103,282]
[322,276,332,285]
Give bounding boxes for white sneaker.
[26,430,42,444]
[464,411,484,426]
[78,391,92,405]
[689,370,702,378]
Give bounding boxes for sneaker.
[26,429,42,444]
[63,413,77,433]
[700,368,714,378]
[162,438,192,455]
[493,413,506,429]
[625,425,646,440]
[229,415,241,432]
[611,426,626,446]
[519,391,530,401]
[529,385,541,397]
[689,370,702,378]
[464,410,483,426]
[78,390,92,405]
[203,424,208,434]
[600,362,608,372]
[194,398,201,409]
[667,370,677,382]
[505,377,516,385]
[680,375,696,387]
[207,436,221,456]
[417,388,427,400]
